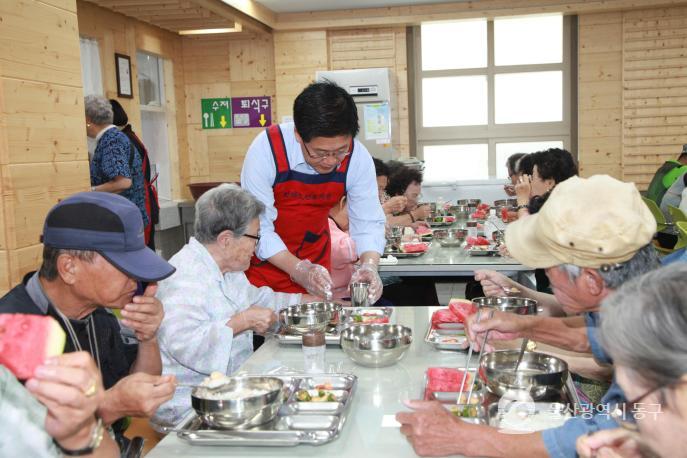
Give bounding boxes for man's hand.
[349,259,383,303]
[515,174,532,204]
[576,428,645,458]
[474,270,519,297]
[396,400,479,457]
[290,259,333,298]
[465,310,529,350]
[120,283,163,342]
[100,372,176,422]
[25,352,103,443]
[411,204,432,221]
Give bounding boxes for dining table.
[147,306,477,458]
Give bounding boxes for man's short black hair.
[506,153,526,176]
[386,166,423,197]
[373,158,389,178]
[293,82,359,143]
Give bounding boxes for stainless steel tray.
[467,246,500,256]
[424,323,468,351]
[421,366,581,428]
[174,374,357,446]
[340,306,394,325]
[277,326,342,346]
[384,241,432,258]
[487,401,571,431]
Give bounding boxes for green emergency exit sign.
[201,98,232,129]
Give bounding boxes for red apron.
[246,125,352,293]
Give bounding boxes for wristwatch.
[54,417,104,456]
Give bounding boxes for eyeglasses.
[610,379,687,431]
[303,142,350,161]
[242,233,260,242]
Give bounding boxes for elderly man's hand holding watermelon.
[25,351,106,451]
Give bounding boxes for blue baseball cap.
[41,192,175,282]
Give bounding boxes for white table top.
[147,306,475,458]
[379,241,530,276]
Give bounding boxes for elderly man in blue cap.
[0,192,177,451]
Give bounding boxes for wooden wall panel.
[622,6,687,188]
[577,12,623,179]
[0,0,88,283]
[181,33,275,186]
[274,31,327,122]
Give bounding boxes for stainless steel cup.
[350,281,370,308]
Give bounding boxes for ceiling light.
[178,25,242,35]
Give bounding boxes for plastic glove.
[350,259,383,304]
[290,259,333,298]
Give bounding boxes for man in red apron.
[241,82,386,301]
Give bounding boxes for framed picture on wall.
[115,53,133,98]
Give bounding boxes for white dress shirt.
[240,122,386,261]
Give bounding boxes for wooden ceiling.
[83,0,268,34]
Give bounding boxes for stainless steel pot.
[340,324,412,368]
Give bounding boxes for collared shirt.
[153,238,302,425]
[240,122,386,261]
[0,365,57,457]
[541,311,625,458]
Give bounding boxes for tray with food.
[421,363,581,431]
[427,215,457,228]
[172,373,357,447]
[425,300,477,351]
[276,325,341,346]
[384,241,431,257]
[340,306,394,325]
[467,245,501,256]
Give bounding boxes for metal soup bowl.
[456,198,481,207]
[479,350,569,399]
[191,376,285,429]
[340,324,413,368]
[279,302,340,335]
[493,199,517,207]
[434,228,468,247]
[448,205,472,222]
[472,296,538,315]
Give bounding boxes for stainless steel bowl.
[493,199,517,207]
[191,376,285,429]
[434,228,468,247]
[456,198,481,208]
[480,350,569,399]
[340,324,413,367]
[448,205,472,222]
[279,302,342,335]
[472,296,538,315]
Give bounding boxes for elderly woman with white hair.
[153,184,314,424]
[577,263,687,458]
[85,95,147,227]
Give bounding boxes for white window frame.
[413,15,574,182]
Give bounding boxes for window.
[414,14,573,182]
[137,52,172,201]
[79,37,103,96]
[136,52,164,106]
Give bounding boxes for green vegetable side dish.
[450,405,479,418]
[295,389,338,402]
[353,315,363,323]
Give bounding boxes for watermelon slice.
[415,225,432,236]
[431,308,460,327]
[424,367,474,399]
[477,203,490,212]
[400,242,428,253]
[448,299,478,323]
[0,314,66,380]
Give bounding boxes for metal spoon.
[512,338,529,373]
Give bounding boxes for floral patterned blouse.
[90,127,148,226]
